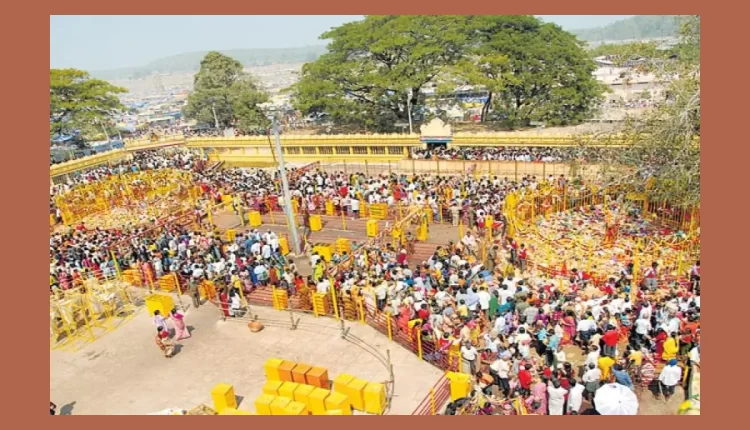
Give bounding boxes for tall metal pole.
[211,103,220,130]
[272,117,301,255]
[406,88,414,135]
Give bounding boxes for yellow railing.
[52,131,635,177]
[50,149,131,179]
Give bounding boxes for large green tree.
[583,16,700,208]
[49,68,127,140]
[291,16,468,131]
[451,16,606,126]
[183,51,270,133]
[292,15,605,130]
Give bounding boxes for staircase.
[407,242,438,267]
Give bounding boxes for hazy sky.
[50,15,634,71]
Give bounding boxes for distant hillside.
[572,15,682,42]
[91,45,327,80]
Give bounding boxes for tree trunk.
[480,92,493,122]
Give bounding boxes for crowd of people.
[49,148,700,415]
[301,216,700,415]
[410,146,587,162]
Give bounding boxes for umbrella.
[594,383,639,415]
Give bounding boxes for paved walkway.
[50,298,443,415]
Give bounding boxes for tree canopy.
[292,16,468,131]
[182,51,270,133]
[49,68,127,141]
[448,16,607,126]
[290,15,605,131]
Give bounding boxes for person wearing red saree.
[561,310,577,345]
[654,328,668,361]
[397,304,411,335]
[518,364,533,395]
[219,287,230,318]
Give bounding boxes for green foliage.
[291,16,468,131]
[453,16,606,127]
[50,68,127,140]
[292,15,605,131]
[90,46,328,80]
[572,15,682,42]
[182,51,270,133]
[589,16,700,208]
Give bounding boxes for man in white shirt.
[350,198,360,218]
[460,342,478,375]
[477,287,491,316]
[498,285,513,305]
[567,379,586,414]
[375,282,388,311]
[577,317,596,350]
[489,354,511,396]
[261,243,272,260]
[584,345,600,368]
[658,360,683,399]
[191,264,205,281]
[689,345,700,366]
[633,316,651,347]
[582,362,602,399]
[461,233,477,255]
[253,264,268,285]
[639,301,652,320]
[316,278,331,294]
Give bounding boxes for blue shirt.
[465,290,480,308]
[497,302,512,314]
[612,369,634,388]
[536,328,548,341]
[548,334,561,350]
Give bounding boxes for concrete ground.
[50,297,443,415]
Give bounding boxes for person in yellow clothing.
[662,333,680,362]
[598,355,616,382]
[313,261,325,283]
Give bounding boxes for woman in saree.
[639,348,657,390]
[397,303,411,334]
[170,308,191,340]
[218,287,230,318]
[155,326,175,358]
[527,376,549,415]
[618,309,634,343]
[654,328,668,361]
[239,266,253,294]
[560,310,577,345]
